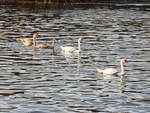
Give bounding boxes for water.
[0,5,150,113]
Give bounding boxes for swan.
[97,58,128,76]
[61,38,82,54]
[21,32,38,46]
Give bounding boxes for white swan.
[61,38,82,54]
[97,58,127,76]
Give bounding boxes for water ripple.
[0,5,149,113]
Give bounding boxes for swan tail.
[97,68,103,73]
[61,46,65,51]
[60,46,63,49]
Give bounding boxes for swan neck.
[33,37,36,46]
[120,60,124,75]
[78,38,81,52]
[52,38,55,49]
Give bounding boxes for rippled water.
[0,5,150,113]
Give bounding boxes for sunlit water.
[0,5,150,113]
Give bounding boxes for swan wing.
[102,68,118,75]
[34,44,47,48]
[21,38,33,46]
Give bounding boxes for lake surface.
[0,4,150,113]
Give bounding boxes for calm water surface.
[0,5,150,113]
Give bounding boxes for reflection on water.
[0,5,150,113]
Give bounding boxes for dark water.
[0,5,150,113]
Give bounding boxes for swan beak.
[124,59,128,63]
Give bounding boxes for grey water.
[0,5,150,113]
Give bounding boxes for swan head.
[120,58,128,64]
[32,31,38,39]
[78,38,82,42]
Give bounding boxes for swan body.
[61,38,81,54]
[21,32,38,46]
[97,58,127,76]
[61,46,76,53]
[21,38,33,46]
[97,68,118,75]
[33,43,47,48]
